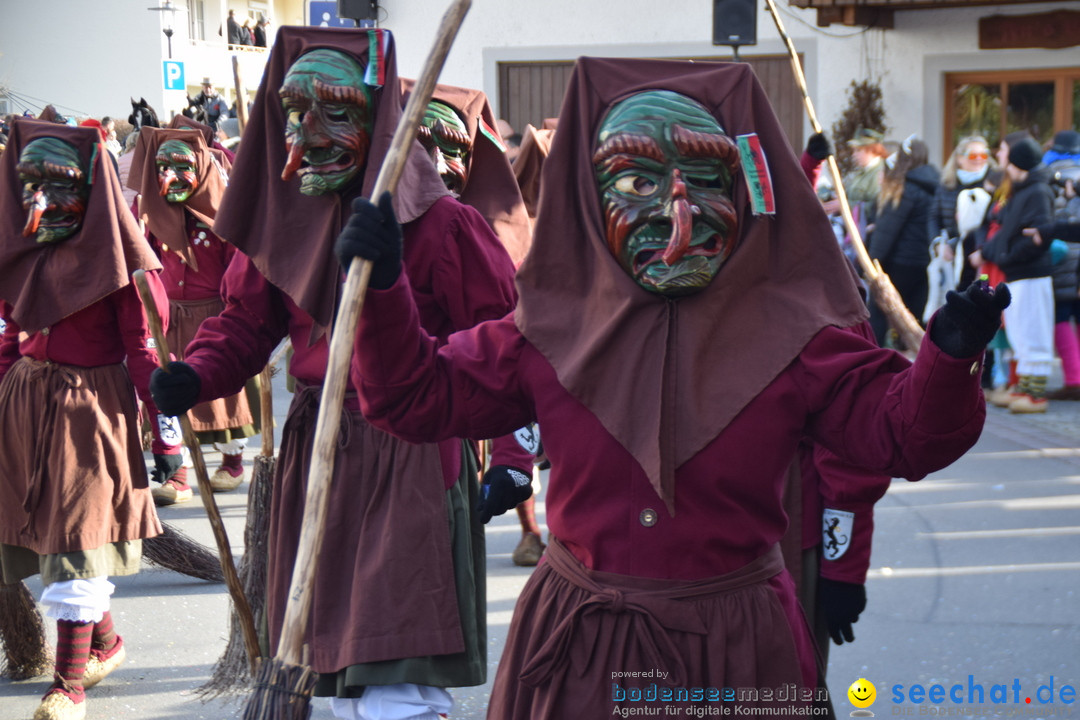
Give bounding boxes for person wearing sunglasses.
[929,136,996,290]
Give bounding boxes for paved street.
[2,372,1079,719]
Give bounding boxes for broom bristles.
[242,656,317,720]
[197,454,275,698]
[143,522,225,583]
[0,581,52,680]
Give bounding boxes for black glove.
[149,361,202,416]
[476,465,533,524]
[150,452,184,484]
[929,280,1012,358]
[818,577,867,645]
[806,132,832,161]
[334,191,403,290]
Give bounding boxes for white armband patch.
[513,423,541,455]
[157,414,182,447]
[822,508,854,560]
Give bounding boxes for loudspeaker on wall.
[713,0,757,46]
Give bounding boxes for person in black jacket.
[867,135,940,347]
[970,132,1055,412]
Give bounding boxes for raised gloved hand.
[818,577,867,645]
[149,361,201,416]
[150,452,183,485]
[334,191,403,290]
[806,132,832,161]
[476,465,533,524]
[929,280,1011,358]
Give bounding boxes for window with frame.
[945,67,1080,155]
[187,0,205,42]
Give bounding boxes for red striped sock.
[92,611,118,652]
[54,619,92,700]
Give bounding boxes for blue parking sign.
[163,61,185,90]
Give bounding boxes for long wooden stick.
[275,0,473,667]
[232,55,248,134]
[132,269,262,672]
[763,0,925,350]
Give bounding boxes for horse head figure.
[183,95,208,126]
[128,97,160,131]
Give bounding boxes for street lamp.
[148,0,181,59]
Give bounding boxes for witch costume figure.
[405,79,544,565]
[0,119,174,720]
[128,126,259,503]
[340,58,1009,717]
[149,27,520,720]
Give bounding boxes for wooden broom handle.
[276,0,474,666]
[259,366,273,458]
[132,269,262,672]
[763,0,924,347]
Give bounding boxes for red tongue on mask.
[23,191,46,237]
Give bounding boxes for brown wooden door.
[497,55,804,151]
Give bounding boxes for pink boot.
[1050,322,1080,400]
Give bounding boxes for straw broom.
[241,2,473,717]
[143,521,225,582]
[0,581,51,679]
[199,342,289,697]
[763,0,925,352]
[133,269,262,675]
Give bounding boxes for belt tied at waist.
[519,537,785,689]
[290,381,360,449]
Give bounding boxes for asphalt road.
[2,372,1079,719]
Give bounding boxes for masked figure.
[17,137,89,244]
[128,127,256,503]
[0,119,173,720]
[418,100,471,194]
[402,80,533,267]
[404,80,543,563]
[280,48,373,196]
[149,27,531,720]
[343,58,1005,718]
[594,90,740,296]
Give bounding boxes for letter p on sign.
[163,61,185,90]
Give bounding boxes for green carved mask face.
[156,139,200,203]
[280,49,373,196]
[17,137,88,243]
[594,90,740,297]
[418,100,471,194]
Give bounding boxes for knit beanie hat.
[1007,136,1042,171]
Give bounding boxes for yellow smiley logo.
[848,678,876,708]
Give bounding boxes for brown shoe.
[83,637,126,689]
[1009,394,1048,414]
[1046,385,1080,401]
[512,533,546,567]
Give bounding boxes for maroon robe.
[183,196,518,676]
[348,57,988,717]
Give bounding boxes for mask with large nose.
[17,137,88,243]
[593,90,740,297]
[417,100,471,195]
[279,48,373,196]
[156,139,200,203]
